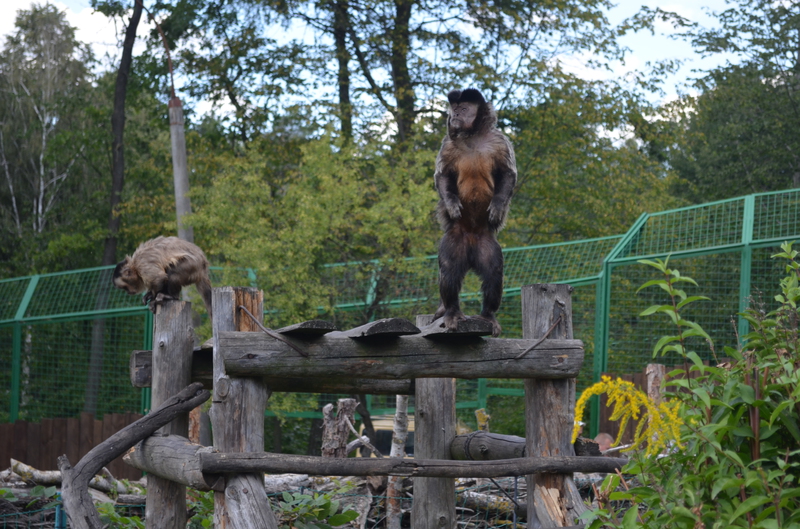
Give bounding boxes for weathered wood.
[386,395,409,529]
[124,435,223,491]
[412,314,456,529]
[327,318,420,338]
[200,452,627,477]
[524,284,587,528]
[275,320,339,336]
[130,348,414,394]
[210,287,279,529]
[321,399,358,458]
[57,383,209,529]
[418,316,494,337]
[146,300,194,529]
[11,459,134,494]
[218,332,583,380]
[450,432,526,461]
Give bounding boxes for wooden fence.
[0,413,143,481]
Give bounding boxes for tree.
[0,4,95,275]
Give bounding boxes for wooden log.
[417,316,494,337]
[327,318,419,338]
[130,348,414,394]
[210,287,279,529]
[321,399,358,458]
[124,435,223,492]
[276,320,339,336]
[57,383,209,529]
[524,284,587,527]
[200,452,627,477]
[450,432,526,461]
[11,459,133,494]
[218,332,583,380]
[411,314,456,529]
[146,300,193,529]
[386,394,409,529]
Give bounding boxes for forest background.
[0,0,798,327]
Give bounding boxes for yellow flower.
[573,376,683,457]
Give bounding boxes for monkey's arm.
[435,156,462,220]
[488,138,517,229]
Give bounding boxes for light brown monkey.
[433,88,517,337]
[112,236,213,317]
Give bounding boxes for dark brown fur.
[433,88,517,336]
[112,236,213,318]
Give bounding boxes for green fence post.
[737,195,755,343]
[10,276,39,422]
[141,310,154,414]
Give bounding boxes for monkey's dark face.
[449,102,478,134]
[112,258,144,295]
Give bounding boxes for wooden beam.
[200,452,627,478]
[130,349,414,394]
[450,432,526,461]
[275,320,338,336]
[417,316,494,337]
[124,435,223,492]
[327,318,420,338]
[218,332,583,380]
[210,287,279,529]
[147,300,194,529]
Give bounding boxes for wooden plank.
[417,316,494,337]
[79,412,94,461]
[11,421,27,467]
[146,300,194,529]
[276,320,339,336]
[41,419,53,470]
[219,332,584,380]
[28,422,40,470]
[130,349,414,394]
[93,419,103,450]
[210,287,278,529]
[0,423,11,469]
[328,318,420,339]
[524,284,587,527]
[51,419,67,471]
[201,452,628,477]
[66,418,79,471]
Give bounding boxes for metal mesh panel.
[23,268,143,318]
[749,245,793,312]
[621,199,744,258]
[17,315,145,421]
[0,327,13,422]
[753,190,800,242]
[0,277,32,321]
[606,253,741,375]
[504,236,621,285]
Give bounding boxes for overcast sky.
[0,0,734,105]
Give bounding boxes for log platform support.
[524,284,587,527]
[210,287,278,529]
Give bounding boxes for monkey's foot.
[433,304,446,319]
[443,310,466,331]
[143,292,154,305]
[472,315,502,337]
[154,293,177,303]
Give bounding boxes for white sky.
[0,0,734,106]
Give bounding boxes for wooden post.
[168,97,194,243]
[210,287,278,529]
[145,300,193,529]
[523,284,586,527]
[411,315,456,529]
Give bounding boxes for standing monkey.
[433,88,517,337]
[112,236,213,318]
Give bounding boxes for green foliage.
[276,483,360,529]
[97,502,145,528]
[25,485,59,510]
[580,243,800,528]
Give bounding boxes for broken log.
[200,452,627,478]
[123,435,223,492]
[57,383,210,529]
[450,432,526,461]
[218,332,584,380]
[130,349,414,394]
[9,459,138,495]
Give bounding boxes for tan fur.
[113,236,213,317]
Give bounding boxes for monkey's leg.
[437,230,469,331]
[473,234,504,337]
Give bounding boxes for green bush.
[581,243,800,528]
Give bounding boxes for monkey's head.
[112,257,144,295]
[446,88,496,138]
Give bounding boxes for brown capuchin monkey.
[433,88,517,337]
[112,236,213,318]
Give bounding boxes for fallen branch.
[10,459,138,495]
[57,382,210,529]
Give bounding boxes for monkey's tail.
[197,274,213,320]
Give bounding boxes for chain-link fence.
[2,189,799,438]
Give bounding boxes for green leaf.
[729,495,772,524]
[328,511,359,526]
[740,384,755,404]
[677,295,711,309]
[621,504,639,529]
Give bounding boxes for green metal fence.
[2,189,799,438]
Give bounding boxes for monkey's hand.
[445,199,463,220]
[142,292,154,305]
[488,201,505,227]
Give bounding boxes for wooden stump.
[210,288,278,529]
[411,315,456,529]
[146,301,193,529]
[524,284,586,527]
